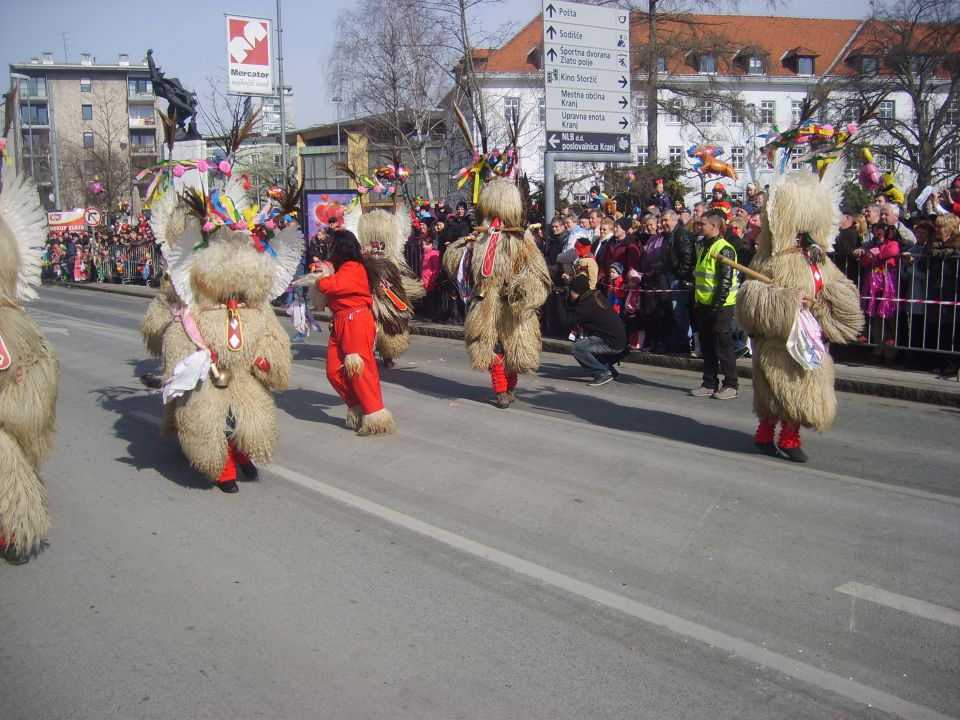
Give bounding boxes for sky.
[2,0,874,130]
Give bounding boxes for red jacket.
[317,260,372,314]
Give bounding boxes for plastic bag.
[786,308,825,371]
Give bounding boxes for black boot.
[239,462,258,480]
[755,441,786,459]
[218,480,240,493]
[778,445,809,463]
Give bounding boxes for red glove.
[253,357,270,373]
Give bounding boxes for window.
[84,160,95,180]
[18,76,46,98]
[945,147,958,172]
[789,146,804,170]
[879,100,895,122]
[20,105,48,125]
[81,104,93,121]
[875,151,894,172]
[572,194,587,204]
[697,100,714,124]
[796,56,815,75]
[698,54,716,74]
[748,56,764,75]
[947,99,960,128]
[128,77,152,97]
[760,100,775,125]
[504,96,520,123]
[668,146,683,165]
[841,102,860,125]
[730,103,744,125]
[862,56,878,75]
[83,132,94,149]
[791,100,803,125]
[668,98,682,124]
[250,153,261,165]
[636,146,649,165]
[731,146,745,171]
[80,77,91,92]
[636,96,647,124]
[538,98,545,124]
[656,56,666,73]
[129,105,154,124]
[130,131,155,148]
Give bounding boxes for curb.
[45,280,960,408]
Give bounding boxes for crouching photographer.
[553,274,629,387]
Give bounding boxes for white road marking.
[38,326,69,335]
[126,407,958,720]
[836,582,960,628]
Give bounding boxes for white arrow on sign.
[548,134,560,149]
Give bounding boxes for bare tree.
[59,87,131,218]
[829,0,960,199]
[328,0,453,198]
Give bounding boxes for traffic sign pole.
[542,0,632,220]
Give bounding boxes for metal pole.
[543,150,632,221]
[25,89,36,183]
[275,0,287,178]
[334,97,342,163]
[49,82,61,209]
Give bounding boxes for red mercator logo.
[228,19,270,66]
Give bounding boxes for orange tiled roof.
[482,12,869,78]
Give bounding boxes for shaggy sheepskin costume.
[735,164,863,461]
[150,183,301,491]
[442,179,551,407]
[355,208,424,361]
[0,168,59,563]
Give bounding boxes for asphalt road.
[1,285,958,720]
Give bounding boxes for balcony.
[128,116,157,128]
[128,91,155,103]
[130,145,158,157]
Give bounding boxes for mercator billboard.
[226,15,273,96]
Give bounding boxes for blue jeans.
[571,336,620,378]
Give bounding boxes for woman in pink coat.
[419,235,441,322]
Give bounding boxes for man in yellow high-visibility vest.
[690,210,739,400]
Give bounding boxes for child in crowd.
[606,262,625,315]
[857,223,900,352]
[622,268,644,350]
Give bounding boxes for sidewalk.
[49,280,960,408]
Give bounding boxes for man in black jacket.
[690,210,739,400]
[660,209,696,351]
[555,275,628,386]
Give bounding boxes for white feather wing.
[223,176,251,215]
[0,170,48,302]
[269,225,305,300]
[342,198,362,237]
[148,189,179,247]
[161,219,203,309]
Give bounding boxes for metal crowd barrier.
[117,244,164,285]
[830,253,958,355]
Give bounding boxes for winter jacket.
[555,289,628,351]
[665,224,696,281]
[420,247,441,291]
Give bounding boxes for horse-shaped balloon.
[687,145,739,180]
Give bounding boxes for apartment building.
[244,86,296,137]
[9,51,161,213]
[453,13,957,205]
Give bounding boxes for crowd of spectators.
[42,217,161,285]
[296,174,960,379]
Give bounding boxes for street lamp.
[10,72,36,184]
[332,95,343,164]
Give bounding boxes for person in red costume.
[315,230,396,436]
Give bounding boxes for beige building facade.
[10,52,160,216]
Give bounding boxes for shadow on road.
[275,387,344,427]
[92,379,209,491]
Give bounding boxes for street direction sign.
[543,0,631,155]
[84,207,103,227]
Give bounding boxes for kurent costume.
[354,208,424,361]
[0,165,60,564]
[735,163,863,462]
[443,179,551,408]
[144,181,301,492]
